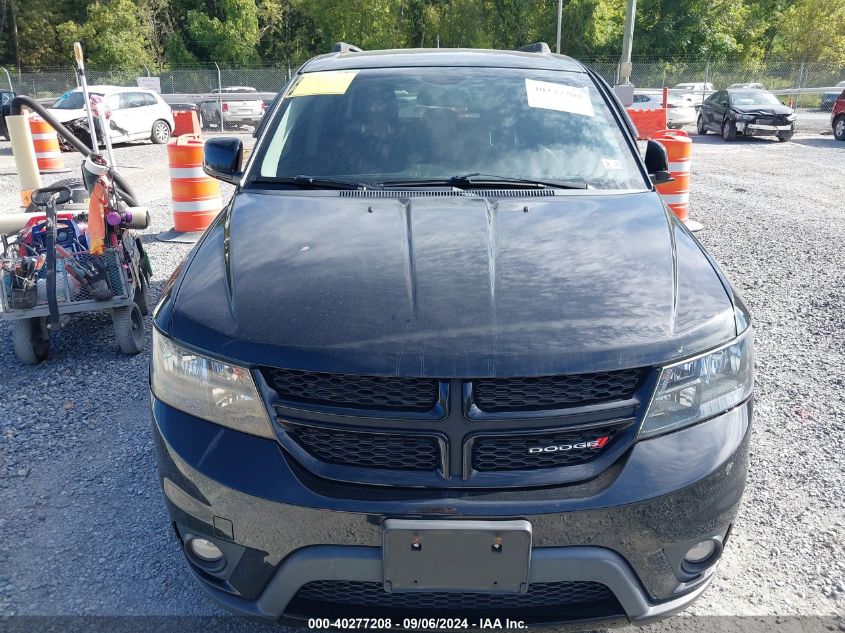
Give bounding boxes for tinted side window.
[143,93,158,106]
[124,92,148,108]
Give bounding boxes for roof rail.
[333,42,364,53]
[516,42,551,54]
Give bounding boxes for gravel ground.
[0,128,843,633]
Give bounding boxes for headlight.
[151,329,274,438]
[639,330,753,438]
[785,113,796,121]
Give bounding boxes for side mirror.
[644,139,672,185]
[720,100,728,107]
[203,137,243,184]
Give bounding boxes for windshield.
[731,91,780,106]
[255,67,646,190]
[50,91,103,109]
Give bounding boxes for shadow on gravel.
[790,137,843,149]
[690,134,777,145]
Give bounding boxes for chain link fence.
[3,58,842,134]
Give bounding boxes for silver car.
[199,86,264,130]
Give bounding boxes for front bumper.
[737,121,794,136]
[152,398,751,626]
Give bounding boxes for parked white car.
[673,82,715,107]
[48,85,175,145]
[728,82,766,90]
[631,92,697,129]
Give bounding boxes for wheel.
[151,120,171,144]
[834,116,845,141]
[696,115,708,135]
[722,119,737,141]
[135,272,150,316]
[11,318,49,364]
[777,131,793,142]
[112,303,144,354]
[25,177,85,213]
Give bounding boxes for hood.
[732,102,793,115]
[46,108,87,124]
[167,191,737,377]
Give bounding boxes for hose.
[11,95,140,207]
[44,202,59,328]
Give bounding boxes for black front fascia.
[254,372,658,490]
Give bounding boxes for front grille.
[472,369,643,413]
[261,368,439,412]
[287,425,440,471]
[471,426,623,472]
[288,580,622,620]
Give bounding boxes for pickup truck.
[198,86,264,130]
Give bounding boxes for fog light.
[684,539,718,567]
[189,538,224,562]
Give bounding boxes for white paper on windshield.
[525,79,594,117]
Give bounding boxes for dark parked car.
[698,88,795,141]
[832,90,845,141]
[168,101,200,114]
[821,81,845,111]
[0,89,14,139]
[151,44,753,628]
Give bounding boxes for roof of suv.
[302,48,586,74]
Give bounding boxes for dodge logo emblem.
[528,436,610,454]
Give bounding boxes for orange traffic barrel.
[625,108,667,140]
[28,115,65,173]
[167,135,222,234]
[653,129,694,224]
[173,110,202,137]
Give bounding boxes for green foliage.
[184,0,261,64]
[56,0,155,68]
[772,0,845,63]
[1,0,844,69]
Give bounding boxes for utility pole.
[9,0,20,70]
[619,0,637,84]
[555,0,563,54]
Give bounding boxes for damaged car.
[48,85,174,149]
[697,88,795,141]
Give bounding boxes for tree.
[772,0,845,63]
[183,0,261,64]
[56,0,155,68]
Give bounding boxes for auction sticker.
[289,70,359,97]
[525,78,594,117]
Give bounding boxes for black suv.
[151,44,753,629]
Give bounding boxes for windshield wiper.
[381,173,588,190]
[451,173,589,189]
[255,175,378,190]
